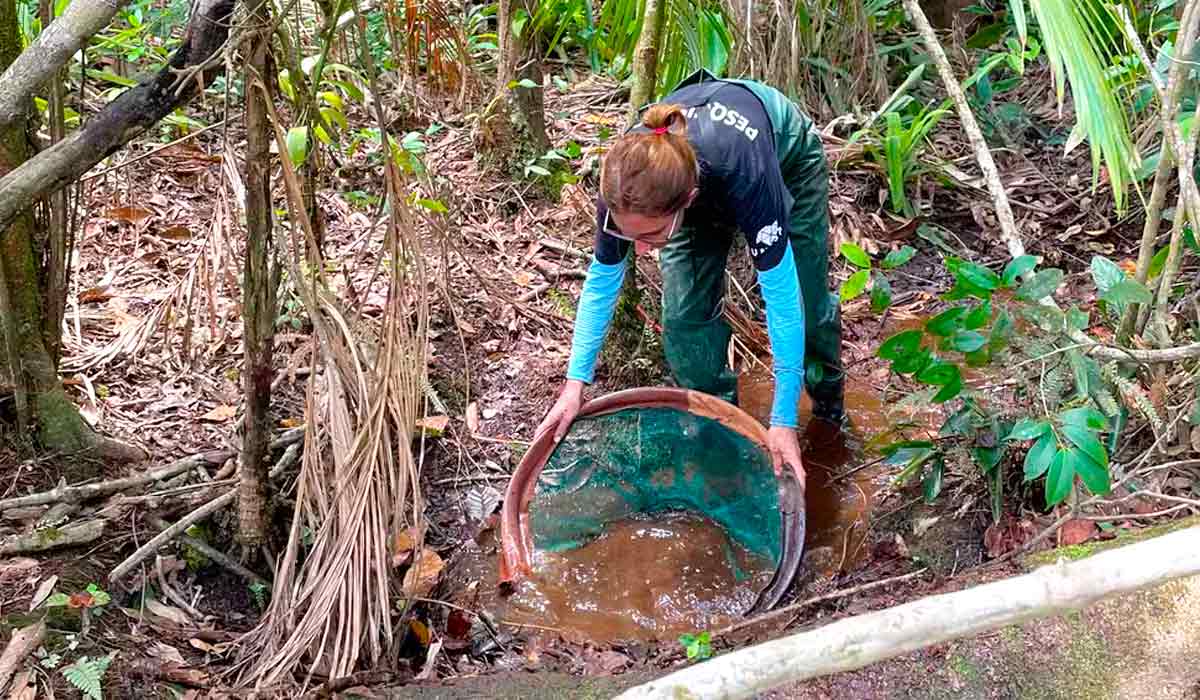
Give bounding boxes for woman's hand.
[767,425,806,487]
[535,379,585,443]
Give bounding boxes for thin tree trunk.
[494,0,547,153]
[628,0,666,121]
[239,0,278,547]
[496,0,516,92]
[39,0,70,365]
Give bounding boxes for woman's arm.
[565,254,626,383]
[756,243,806,427]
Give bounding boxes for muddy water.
[737,369,889,575]
[504,511,774,642]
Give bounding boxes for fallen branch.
[109,442,301,582]
[0,429,302,513]
[0,520,106,555]
[0,621,45,694]
[615,525,1200,699]
[147,515,269,587]
[713,568,928,637]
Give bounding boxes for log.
[0,520,106,555]
[0,621,45,694]
[615,525,1200,699]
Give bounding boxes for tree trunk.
[628,0,665,121]
[0,0,236,239]
[39,0,70,365]
[238,0,278,547]
[493,0,548,156]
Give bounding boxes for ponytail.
[600,104,698,216]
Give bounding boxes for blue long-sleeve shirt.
[566,80,808,428]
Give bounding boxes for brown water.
[504,511,774,642]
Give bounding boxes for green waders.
[658,77,845,424]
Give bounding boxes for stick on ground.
[0,621,45,694]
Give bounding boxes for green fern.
[1108,371,1163,433]
[1040,363,1067,410]
[62,654,112,700]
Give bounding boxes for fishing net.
[527,405,783,565]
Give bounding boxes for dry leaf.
[402,548,445,598]
[279,417,302,428]
[1058,519,1097,547]
[156,225,193,240]
[105,206,154,225]
[200,405,237,422]
[30,575,58,611]
[392,527,421,568]
[512,270,535,286]
[8,670,34,700]
[77,286,115,304]
[148,642,187,666]
[147,599,193,625]
[466,402,480,434]
[189,638,217,653]
[416,415,450,437]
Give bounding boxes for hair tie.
[652,126,669,135]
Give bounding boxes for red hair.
[600,104,697,217]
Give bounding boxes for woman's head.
[600,104,699,250]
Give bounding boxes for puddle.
[502,511,773,642]
[737,368,888,575]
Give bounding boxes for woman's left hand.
[767,426,806,488]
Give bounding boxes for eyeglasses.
[602,209,682,248]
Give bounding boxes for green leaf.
[950,330,987,353]
[871,273,893,312]
[1067,307,1090,331]
[955,260,1001,290]
[966,21,1008,49]
[840,242,872,268]
[525,164,552,177]
[1067,349,1090,398]
[45,593,70,607]
[1061,423,1108,468]
[878,330,923,360]
[963,300,992,330]
[893,347,933,375]
[917,360,961,386]
[989,309,1014,350]
[1071,448,1111,495]
[932,375,964,403]
[1016,268,1064,301]
[85,584,110,606]
[1044,448,1074,506]
[965,348,991,366]
[882,245,917,269]
[1024,432,1057,481]
[974,445,1003,473]
[1100,279,1153,306]
[62,655,111,700]
[922,458,944,503]
[926,307,966,336]
[1090,255,1125,293]
[1008,418,1051,441]
[286,126,310,167]
[1147,245,1170,279]
[417,198,448,214]
[840,269,870,301]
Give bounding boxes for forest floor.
[0,67,1195,699]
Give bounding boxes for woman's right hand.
[536,379,585,443]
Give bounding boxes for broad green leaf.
[893,347,933,375]
[1060,406,1108,431]
[1020,304,1066,332]
[1061,423,1108,468]
[956,261,1001,290]
[926,307,966,336]
[871,273,893,312]
[932,375,964,403]
[840,269,870,301]
[1024,432,1057,480]
[918,361,961,386]
[1101,279,1153,306]
[882,245,917,269]
[965,348,991,366]
[525,164,552,177]
[923,458,944,503]
[841,242,872,269]
[417,198,448,214]
[1070,448,1111,495]
[1089,255,1125,293]
[950,330,987,353]
[514,78,539,89]
[1016,268,1064,301]
[286,126,309,167]
[963,300,992,330]
[943,275,993,301]
[1044,448,1073,506]
[989,309,1014,350]
[878,330,923,360]
[1008,418,1051,441]
[974,445,1003,473]
[966,21,1007,49]
[1067,306,1089,331]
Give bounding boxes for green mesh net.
[528,406,782,565]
